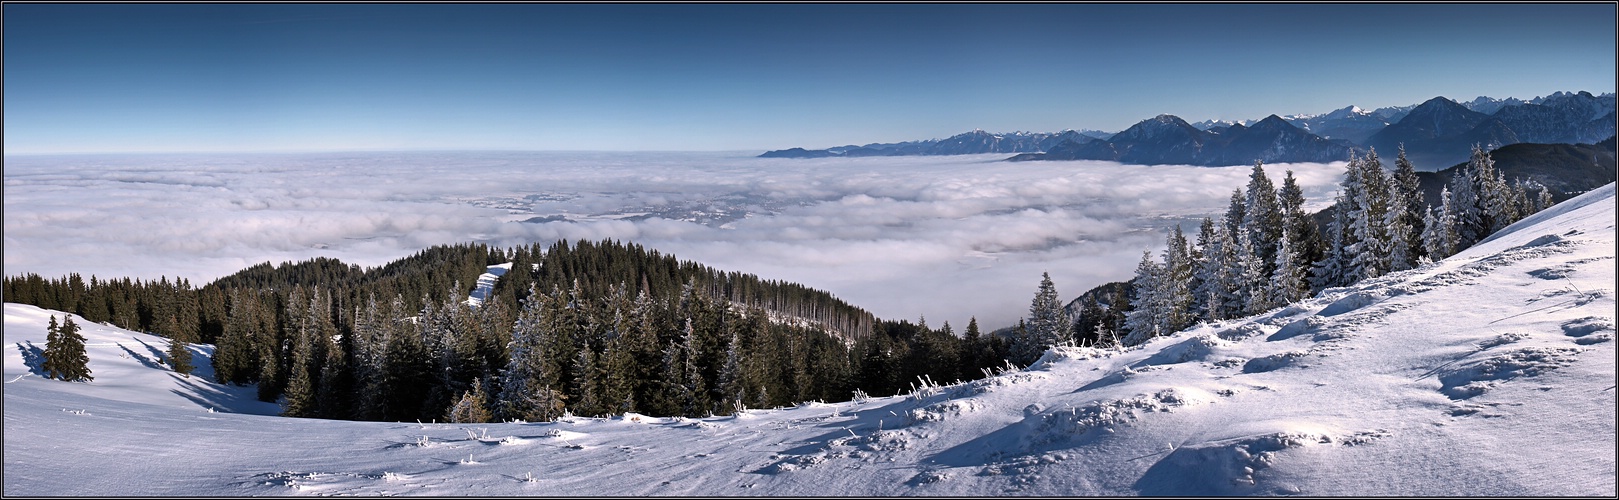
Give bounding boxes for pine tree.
[1224,185,1262,312]
[41,315,63,380]
[281,349,318,417]
[1450,157,1484,249]
[1503,177,1529,228]
[317,324,351,419]
[165,291,197,379]
[1420,205,1441,263]
[1007,319,1035,366]
[1470,145,1512,235]
[571,347,603,417]
[1422,187,1461,261]
[1348,148,1392,282]
[1103,284,1131,344]
[1392,145,1426,266]
[1189,217,1216,317]
[1238,232,1272,315]
[1385,181,1417,273]
[55,316,93,382]
[1268,224,1309,307]
[1224,189,1246,240]
[1277,170,1321,296]
[1193,221,1241,322]
[500,284,565,422]
[1019,272,1068,362]
[446,377,494,423]
[1073,296,1104,347]
[1311,192,1349,293]
[213,290,261,386]
[1122,251,1164,346]
[373,296,427,420]
[1242,161,1284,287]
[1159,226,1195,333]
[166,335,193,378]
[349,296,386,420]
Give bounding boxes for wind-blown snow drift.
[4,184,1614,496]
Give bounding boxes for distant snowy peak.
[1190,118,1256,131]
[1322,105,1370,120]
[1462,95,1529,115]
[1115,114,1203,140]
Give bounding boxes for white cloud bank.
[3,151,1345,329]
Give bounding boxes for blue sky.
[5,3,1614,154]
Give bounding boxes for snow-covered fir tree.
[1347,148,1392,282]
[1123,251,1165,346]
[1268,225,1309,307]
[1449,158,1485,249]
[1193,219,1241,322]
[1159,226,1196,333]
[1238,230,1273,315]
[1018,272,1069,363]
[1278,170,1318,269]
[1385,144,1424,268]
[1242,161,1284,289]
[500,283,567,422]
[1311,192,1350,293]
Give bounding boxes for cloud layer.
[3,151,1345,329]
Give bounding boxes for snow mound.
[1437,346,1586,400]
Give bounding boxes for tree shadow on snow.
[166,373,280,415]
[131,337,171,366]
[15,341,47,376]
[118,342,168,370]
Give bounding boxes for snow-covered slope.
[464,262,513,308]
[5,184,1614,496]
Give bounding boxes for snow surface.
[463,262,513,308]
[4,184,1615,496]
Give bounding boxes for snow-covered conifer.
[1159,226,1195,333]
[1311,192,1350,293]
[500,284,565,422]
[1348,148,1391,282]
[1385,144,1424,268]
[1243,161,1284,285]
[1450,153,1485,248]
[1193,221,1240,321]
[1020,272,1069,361]
[1122,251,1164,346]
[1269,225,1309,306]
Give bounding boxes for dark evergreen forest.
[4,239,1008,422]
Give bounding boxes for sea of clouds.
[3,151,1346,330]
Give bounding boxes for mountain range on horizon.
[761,91,1616,170]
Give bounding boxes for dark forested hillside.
[5,239,997,423]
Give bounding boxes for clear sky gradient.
[5,3,1615,154]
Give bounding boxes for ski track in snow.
[4,184,1614,496]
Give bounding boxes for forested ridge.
[4,239,1006,422]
